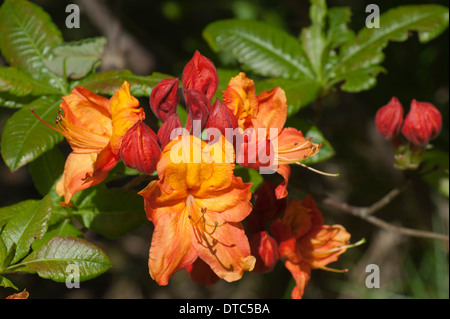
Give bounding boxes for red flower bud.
[120,121,161,174]
[182,51,218,100]
[206,99,238,136]
[375,97,404,140]
[185,258,220,287]
[249,231,280,273]
[150,78,180,122]
[157,113,184,149]
[401,99,442,146]
[247,181,287,235]
[184,88,211,133]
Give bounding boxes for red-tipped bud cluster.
[120,121,161,174]
[206,99,238,136]
[249,231,280,273]
[401,99,442,147]
[375,97,404,140]
[150,78,179,122]
[375,97,442,147]
[184,88,212,133]
[157,113,184,149]
[182,50,219,100]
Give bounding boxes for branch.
[323,186,449,242]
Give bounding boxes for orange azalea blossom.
[139,135,256,285]
[222,72,323,199]
[271,196,358,299]
[33,81,144,205]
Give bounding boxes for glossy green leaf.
[0,66,61,97]
[0,0,67,93]
[73,187,147,239]
[1,95,63,171]
[1,196,53,265]
[75,70,173,96]
[31,219,83,252]
[203,19,314,80]
[43,37,107,80]
[0,200,39,229]
[329,4,449,92]
[300,0,327,81]
[28,147,65,197]
[12,236,112,282]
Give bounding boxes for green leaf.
[31,219,83,252]
[0,66,61,97]
[43,37,107,80]
[11,236,112,282]
[0,0,67,93]
[0,275,18,290]
[28,147,65,197]
[326,6,355,50]
[0,200,39,229]
[1,95,63,171]
[75,70,173,96]
[0,93,36,109]
[256,78,321,116]
[329,4,449,92]
[73,187,147,239]
[1,196,53,264]
[300,0,328,81]
[338,65,386,93]
[203,19,314,80]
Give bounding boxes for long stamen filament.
[295,162,340,177]
[312,238,366,256]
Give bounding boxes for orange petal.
[148,208,198,285]
[191,209,255,282]
[276,127,320,165]
[222,72,259,130]
[59,87,112,153]
[302,224,351,268]
[284,261,311,299]
[109,81,145,154]
[275,164,290,199]
[194,176,252,222]
[186,258,220,287]
[56,152,109,205]
[283,197,324,238]
[255,87,287,137]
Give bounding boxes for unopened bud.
[157,113,184,149]
[182,51,218,100]
[206,99,238,136]
[184,88,211,133]
[401,99,442,146]
[375,97,404,142]
[120,121,161,174]
[249,231,279,273]
[150,78,180,122]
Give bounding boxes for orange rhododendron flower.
[34,81,144,205]
[139,135,256,285]
[222,72,322,199]
[271,196,353,299]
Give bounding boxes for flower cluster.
[375,97,442,169]
[34,51,355,298]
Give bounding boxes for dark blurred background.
[0,0,448,299]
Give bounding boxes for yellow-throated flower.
[139,135,256,285]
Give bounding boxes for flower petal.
[109,81,145,154]
[56,152,109,205]
[284,261,311,299]
[148,206,198,286]
[255,87,287,137]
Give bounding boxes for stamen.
[312,238,366,256]
[295,162,340,177]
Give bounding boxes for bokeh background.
[0,0,448,299]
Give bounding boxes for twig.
[323,186,449,242]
